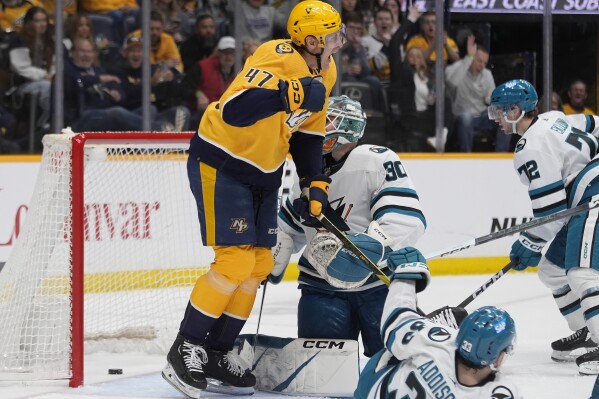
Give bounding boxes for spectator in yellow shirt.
[0,0,43,32]
[563,79,595,115]
[129,10,182,72]
[406,11,459,66]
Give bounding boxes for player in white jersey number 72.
[488,79,599,375]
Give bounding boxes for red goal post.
[0,132,215,387]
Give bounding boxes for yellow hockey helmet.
[287,1,342,48]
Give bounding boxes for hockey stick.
[316,213,391,286]
[457,260,516,308]
[254,282,268,347]
[425,199,599,260]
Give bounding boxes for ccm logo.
[522,238,544,251]
[302,340,345,349]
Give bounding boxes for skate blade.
[551,353,577,362]
[578,362,599,376]
[162,363,204,398]
[552,348,595,362]
[205,378,255,396]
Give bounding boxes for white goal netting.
[0,133,213,382]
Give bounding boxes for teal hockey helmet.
[488,79,538,120]
[323,95,367,154]
[456,306,516,367]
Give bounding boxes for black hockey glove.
[292,174,331,227]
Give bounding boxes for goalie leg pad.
[235,334,359,397]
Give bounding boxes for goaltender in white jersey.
[354,247,523,399]
[277,140,426,290]
[488,79,599,375]
[270,95,426,361]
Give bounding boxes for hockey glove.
[292,174,331,226]
[308,174,331,217]
[292,197,320,228]
[510,232,546,271]
[306,232,383,289]
[387,247,430,292]
[279,76,326,113]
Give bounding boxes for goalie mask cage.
[0,132,215,387]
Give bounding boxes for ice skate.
[576,347,599,375]
[162,334,208,398]
[203,347,256,395]
[551,327,598,362]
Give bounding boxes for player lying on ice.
[354,247,523,399]
[488,79,599,374]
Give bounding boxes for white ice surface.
[0,273,595,399]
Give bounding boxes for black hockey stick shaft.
[457,260,516,308]
[254,281,267,346]
[425,199,599,260]
[317,213,391,286]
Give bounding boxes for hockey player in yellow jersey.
[162,1,345,398]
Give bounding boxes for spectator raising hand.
[445,34,506,152]
[405,11,459,66]
[362,7,394,83]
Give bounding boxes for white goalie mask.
[323,95,367,154]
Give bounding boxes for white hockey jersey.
[514,111,599,241]
[277,145,426,291]
[354,281,523,399]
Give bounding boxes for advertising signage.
[411,0,599,14]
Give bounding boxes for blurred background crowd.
[0,0,596,154]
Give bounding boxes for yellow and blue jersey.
[190,39,337,189]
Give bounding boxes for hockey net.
[0,132,214,386]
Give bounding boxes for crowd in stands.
[0,0,596,154]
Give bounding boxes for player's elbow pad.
[279,76,326,113]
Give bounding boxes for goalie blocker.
[235,334,359,397]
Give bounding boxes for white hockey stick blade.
[424,199,599,260]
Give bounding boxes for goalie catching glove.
[510,232,546,271]
[306,231,385,289]
[279,76,326,113]
[387,247,430,293]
